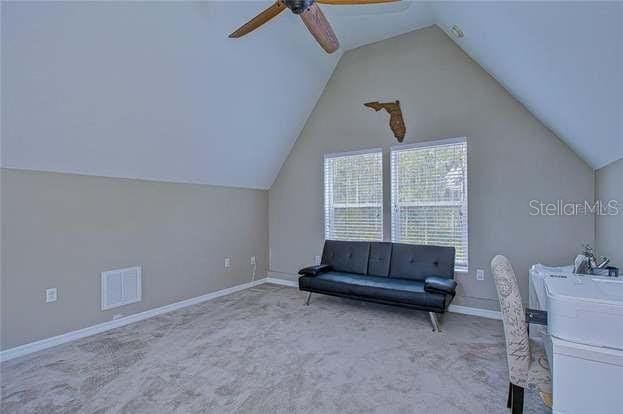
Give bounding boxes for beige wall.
[0,168,268,350]
[596,158,623,266]
[269,26,595,311]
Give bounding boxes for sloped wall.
[268,26,594,311]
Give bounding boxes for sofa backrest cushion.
[389,243,455,281]
[367,242,393,277]
[322,240,370,275]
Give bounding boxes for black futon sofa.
[298,240,457,331]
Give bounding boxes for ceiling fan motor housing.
[284,0,315,14]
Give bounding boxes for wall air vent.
[101,266,142,310]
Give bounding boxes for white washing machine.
[545,275,623,414]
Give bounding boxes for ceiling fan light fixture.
[450,25,464,39]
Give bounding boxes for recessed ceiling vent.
[101,266,142,310]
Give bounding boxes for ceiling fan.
[229,0,400,54]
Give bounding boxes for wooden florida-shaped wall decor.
[364,100,406,142]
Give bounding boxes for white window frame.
[324,148,384,242]
[390,137,468,272]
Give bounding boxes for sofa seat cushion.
[299,272,447,310]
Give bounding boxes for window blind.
[391,138,468,270]
[324,149,383,241]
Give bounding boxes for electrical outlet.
[46,288,57,303]
[250,256,256,265]
[224,257,231,269]
[315,256,321,265]
[476,269,485,281]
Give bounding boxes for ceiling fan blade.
[229,1,287,38]
[300,3,339,54]
[317,0,399,4]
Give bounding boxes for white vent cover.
[101,266,142,310]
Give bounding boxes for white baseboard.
[265,276,298,288]
[448,304,502,320]
[0,278,267,362]
[1,275,500,362]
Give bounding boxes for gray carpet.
[1,284,549,414]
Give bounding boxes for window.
[324,149,383,241]
[391,138,468,270]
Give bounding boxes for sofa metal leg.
[428,312,440,332]
[305,292,312,306]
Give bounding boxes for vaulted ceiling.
[2,2,621,189]
[431,1,623,170]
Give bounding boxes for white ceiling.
[0,1,339,189]
[430,1,623,170]
[326,1,433,50]
[2,1,621,190]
